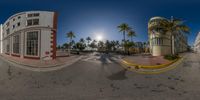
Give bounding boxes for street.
[0,52,200,100]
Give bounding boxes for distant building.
[134,42,143,48]
[194,32,200,53]
[148,17,188,56]
[0,11,57,60]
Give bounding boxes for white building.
[0,11,57,60]
[194,32,200,53]
[148,17,188,56]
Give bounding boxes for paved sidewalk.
[123,55,171,66]
[0,54,83,71]
[121,54,186,74]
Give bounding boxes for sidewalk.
[123,55,171,66]
[0,54,83,71]
[121,56,185,74]
[121,53,187,74]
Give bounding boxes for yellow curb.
[121,57,184,74]
[122,57,181,69]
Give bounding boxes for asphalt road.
[0,52,200,100]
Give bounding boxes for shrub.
[164,54,179,61]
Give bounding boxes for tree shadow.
[107,69,127,80]
[98,53,109,66]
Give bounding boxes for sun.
[96,35,103,41]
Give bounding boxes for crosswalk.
[81,54,120,64]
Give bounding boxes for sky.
[0,0,200,46]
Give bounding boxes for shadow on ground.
[107,69,127,80]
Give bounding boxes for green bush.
[164,54,179,61]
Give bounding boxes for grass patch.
[164,54,179,61]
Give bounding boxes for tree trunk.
[68,38,71,56]
[123,31,126,54]
[131,36,133,42]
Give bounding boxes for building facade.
[148,17,188,56]
[0,11,57,60]
[194,32,200,53]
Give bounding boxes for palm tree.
[86,37,92,50]
[117,23,132,53]
[115,40,120,49]
[127,30,136,42]
[70,40,75,50]
[105,40,111,52]
[110,41,115,51]
[66,31,76,55]
[75,42,86,52]
[117,23,131,42]
[92,40,97,44]
[57,45,61,50]
[62,43,69,50]
[167,17,190,54]
[90,40,97,51]
[148,17,190,55]
[79,38,86,51]
[86,37,92,45]
[80,38,85,44]
[98,41,104,52]
[124,40,134,55]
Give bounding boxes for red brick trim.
[11,54,20,57]
[56,55,69,57]
[24,56,40,60]
[51,12,57,59]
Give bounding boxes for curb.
[121,57,181,69]
[0,55,83,72]
[120,56,185,74]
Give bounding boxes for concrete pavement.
[0,54,84,72]
[0,52,200,100]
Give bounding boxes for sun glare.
[96,35,103,41]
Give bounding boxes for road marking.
[106,58,112,63]
[111,57,119,61]
[82,56,94,61]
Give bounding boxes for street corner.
[120,55,184,74]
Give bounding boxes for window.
[27,19,39,26]
[18,16,21,19]
[26,31,38,56]
[13,25,15,29]
[27,19,32,26]
[152,38,163,45]
[3,32,5,38]
[13,18,15,21]
[27,13,40,17]
[33,13,39,17]
[13,34,20,54]
[6,39,10,53]
[6,29,10,35]
[28,14,33,17]
[33,19,39,25]
[17,22,20,26]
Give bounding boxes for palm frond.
[176,25,190,34]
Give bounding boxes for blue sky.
[0,0,200,46]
